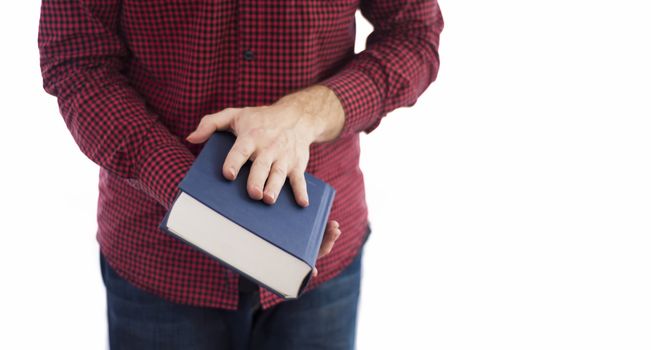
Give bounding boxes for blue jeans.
[100,238,366,350]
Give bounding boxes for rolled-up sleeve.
[319,0,444,137]
[38,0,194,209]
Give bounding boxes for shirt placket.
[236,0,258,108]
[231,0,256,297]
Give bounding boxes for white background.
[1,1,650,349]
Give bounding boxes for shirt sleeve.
[318,0,444,137]
[38,0,194,210]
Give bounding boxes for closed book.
[159,132,335,299]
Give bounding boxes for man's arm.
[186,0,443,207]
[38,0,195,209]
[318,0,444,138]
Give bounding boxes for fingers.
[224,136,308,207]
[314,221,341,277]
[223,137,255,180]
[289,170,309,207]
[247,152,275,200]
[318,220,341,259]
[195,106,311,207]
[186,108,239,144]
[262,161,288,204]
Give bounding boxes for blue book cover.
[159,132,335,299]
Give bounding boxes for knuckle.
[255,157,273,170]
[258,144,276,156]
[198,116,211,126]
[234,141,255,156]
[270,166,286,177]
[234,146,249,158]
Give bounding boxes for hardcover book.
[159,132,335,299]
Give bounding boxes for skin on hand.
[186,84,346,268]
[313,220,342,277]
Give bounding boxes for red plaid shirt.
[38,0,443,310]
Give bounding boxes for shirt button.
[243,50,255,61]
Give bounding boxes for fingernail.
[229,167,236,179]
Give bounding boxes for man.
[38,0,443,348]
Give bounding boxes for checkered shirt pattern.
[38,0,443,310]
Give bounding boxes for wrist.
[277,85,345,143]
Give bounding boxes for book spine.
[305,185,336,266]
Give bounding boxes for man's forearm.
[275,84,346,143]
[39,0,196,210]
[318,0,443,138]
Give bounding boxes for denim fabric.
[101,235,367,350]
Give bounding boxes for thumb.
[186,108,239,143]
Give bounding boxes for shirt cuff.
[319,67,384,138]
[135,123,196,210]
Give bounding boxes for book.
[159,132,335,299]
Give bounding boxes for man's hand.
[186,84,344,206]
[186,85,345,269]
[312,220,342,277]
